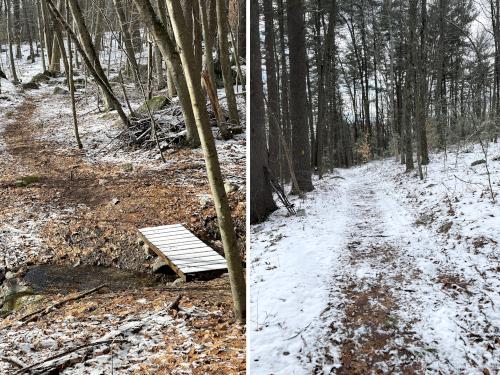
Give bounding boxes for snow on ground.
[250,143,499,374]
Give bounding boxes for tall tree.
[287,0,313,193]
[250,0,277,223]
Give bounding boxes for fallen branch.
[284,322,312,341]
[168,294,182,312]
[0,356,27,369]
[14,339,127,374]
[19,284,106,325]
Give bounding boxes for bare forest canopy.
[251,0,500,223]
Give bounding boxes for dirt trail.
[313,180,424,373]
[0,94,245,272]
[0,95,246,374]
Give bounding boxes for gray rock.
[172,278,184,287]
[5,271,15,280]
[143,244,156,257]
[21,82,40,90]
[296,209,307,217]
[152,257,167,273]
[137,95,170,114]
[52,86,68,95]
[224,182,239,194]
[199,194,213,206]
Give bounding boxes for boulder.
[224,182,239,194]
[52,86,68,95]
[30,72,51,83]
[21,82,40,90]
[152,257,169,274]
[172,278,184,287]
[137,96,170,114]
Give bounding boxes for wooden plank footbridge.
[138,224,227,281]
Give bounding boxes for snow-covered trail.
[250,162,499,374]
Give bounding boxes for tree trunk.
[5,0,20,84]
[250,0,277,223]
[165,0,246,322]
[215,0,239,126]
[287,0,313,193]
[113,0,139,83]
[263,0,280,177]
[131,0,201,146]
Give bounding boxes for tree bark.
[165,0,246,322]
[131,0,201,146]
[287,0,313,193]
[215,0,239,126]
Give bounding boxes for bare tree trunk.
[93,0,104,51]
[5,0,20,84]
[287,0,313,193]
[263,0,280,176]
[40,0,53,67]
[22,0,35,62]
[36,0,47,71]
[166,0,246,322]
[113,0,139,82]
[65,0,82,148]
[45,0,131,128]
[250,0,277,223]
[131,0,200,146]
[199,0,217,90]
[215,0,239,126]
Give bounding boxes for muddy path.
[0,93,245,274]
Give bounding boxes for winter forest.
[250,0,499,373]
[0,0,247,373]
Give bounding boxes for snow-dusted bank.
[250,143,500,374]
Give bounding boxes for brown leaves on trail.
[2,279,245,374]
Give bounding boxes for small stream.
[1,265,173,317]
[22,265,168,294]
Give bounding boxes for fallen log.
[13,339,127,374]
[19,284,107,325]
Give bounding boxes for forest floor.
[251,144,499,374]
[0,51,246,373]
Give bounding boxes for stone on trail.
[137,95,170,114]
[21,82,40,90]
[172,278,184,287]
[30,72,51,83]
[52,86,69,95]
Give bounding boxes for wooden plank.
[149,240,205,249]
[169,254,225,263]
[173,258,227,268]
[139,225,186,235]
[156,243,209,252]
[140,224,185,231]
[138,224,227,279]
[153,248,216,257]
[182,264,228,273]
[142,233,200,241]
